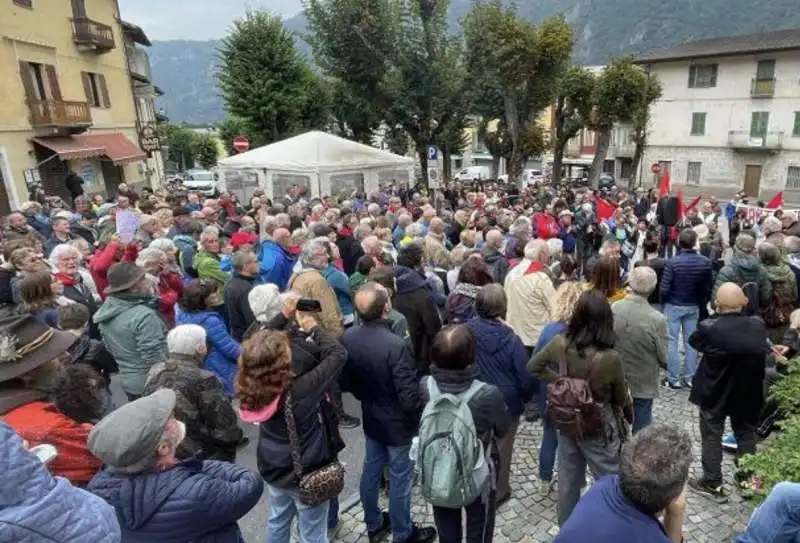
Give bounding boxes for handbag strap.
[283,392,305,481]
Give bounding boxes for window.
[658,160,672,174]
[691,112,706,135]
[793,112,800,137]
[688,64,718,88]
[787,166,800,190]
[19,61,60,101]
[687,161,702,185]
[750,111,769,138]
[81,72,110,108]
[13,0,33,8]
[756,59,776,80]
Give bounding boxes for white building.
[639,28,800,202]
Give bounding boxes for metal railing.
[72,17,115,51]
[728,130,783,150]
[28,99,92,127]
[751,77,775,98]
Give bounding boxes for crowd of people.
[1,177,800,542]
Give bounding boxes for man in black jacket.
[687,282,769,504]
[341,282,437,543]
[223,250,260,341]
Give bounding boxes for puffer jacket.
[713,249,772,307]
[94,293,168,397]
[176,310,241,398]
[174,235,199,279]
[482,248,509,284]
[87,457,263,543]
[0,421,121,542]
[258,240,295,291]
[245,320,347,488]
[762,260,798,332]
[193,251,230,288]
[467,317,536,418]
[394,265,442,372]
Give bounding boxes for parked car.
[520,169,544,187]
[182,170,218,197]
[456,165,491,181]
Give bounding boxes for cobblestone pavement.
[331,386,756,542]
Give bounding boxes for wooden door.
[744,165,762,197]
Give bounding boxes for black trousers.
[699,408,757,486]
[433,491,496,543]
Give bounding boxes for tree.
[630,71,663,187]
[194,134,219,169]
[478,119,512,178]
[307,0,471,186]
[160,124,197,170]
[218,11,328,145]
[383,125,411,156]
[327,78,382,144]
[432,116,470,180]
[551,67,596,184]
[218,116,259,156]
[464,2,572,182]
[587,57,655,187]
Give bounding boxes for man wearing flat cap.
[87,389,263,541]
[93,263,168,401]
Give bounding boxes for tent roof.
[218,131,413,172]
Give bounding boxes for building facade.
[0,0,148,214]
[639,28,800,202]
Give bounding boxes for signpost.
[650,163,661,174]
[138,123,161,154]
[233,136,250,154]
[427,145,438,161]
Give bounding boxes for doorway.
[101,161,123,197]
[744,165,762,198]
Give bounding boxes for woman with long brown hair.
[237,300,347,543]
[16,271,64,328]
[592,255,626,302]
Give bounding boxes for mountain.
[150,0,800,124]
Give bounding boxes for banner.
[735,204,800,224]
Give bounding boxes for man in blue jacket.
[555,425,690,542]
[659,228,712,389]
[259,227,295,290]
[467,284,536,504]
[87,389,263,542]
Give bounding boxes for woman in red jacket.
[88,236,138,298]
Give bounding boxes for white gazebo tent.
[217,131,414,201]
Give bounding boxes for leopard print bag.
[284,392,345,506]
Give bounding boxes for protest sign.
[116,210,140,243]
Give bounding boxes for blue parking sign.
[427,145,438,161]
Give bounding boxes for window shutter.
[688,66,696,87]
[97,74,111,108]
[81,71,93,104]
[710,64,718,87]
[44,64,62,100]
[18,61,37,100]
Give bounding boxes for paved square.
[333,387,755,542]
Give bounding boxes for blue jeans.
[664,303,699,385]
[632,398,653,434]
[328,497,339,530]
[537,381,558,481]
[360,437,414,542]
[736,482,800,542]
[266,484,329,543]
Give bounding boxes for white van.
[456,165,491,181]
[520,169,544,187]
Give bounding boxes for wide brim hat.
[0,312,77,383]
[105,263,146,295]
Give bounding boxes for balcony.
[565,138,581,157]
[751,77,776,98]
[28,99,92,129]
[609,141,635,157]
[127,46,152,82]
[728,130,783,151]
[72,17,115,52]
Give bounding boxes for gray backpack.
[417,378,489,508]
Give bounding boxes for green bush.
[738,357,800,502]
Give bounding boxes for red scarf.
[54,272,80,286]
[524,261,544,276]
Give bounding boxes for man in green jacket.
[193,227,231,287]
[93,263,168,401]
[712,233,771,310]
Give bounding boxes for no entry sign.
[233,136,250,153]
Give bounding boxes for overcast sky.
[117,0,303,41]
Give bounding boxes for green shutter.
[793,112,800,137]
[688,66,696,88]
[750,112,769,138]
[691,113,706,135]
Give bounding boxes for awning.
[32,133,147,165]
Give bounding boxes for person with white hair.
[505,238,555,354]
[423,217,453,270]
[393,212,413,246]
[136,214,159,249]
[137,247,182,328]
[482,228,510,284]
[50,243,101,336]
[142,324,244,461]
[194,227,230,288]
[611,266,668,433]
[761,214,784,248]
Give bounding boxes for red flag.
[684,195,702,214]
[596,198,617,221]
[677,189,684,218]
[766,191,784,209]
[658,170,671,198]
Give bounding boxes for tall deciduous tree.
[194,134,219,169]
[160,124,197,170]
[327,78,382,144]
[218,116,259,156]
[587,57,655,187]
[218,11,328,145]
[464,2,572,182]
[630,71,663,187]
[552,67,596,184]
[307,0,471,186]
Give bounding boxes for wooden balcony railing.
[72,17,115,51]
[28,99,92,128]
[751,78,775,98]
